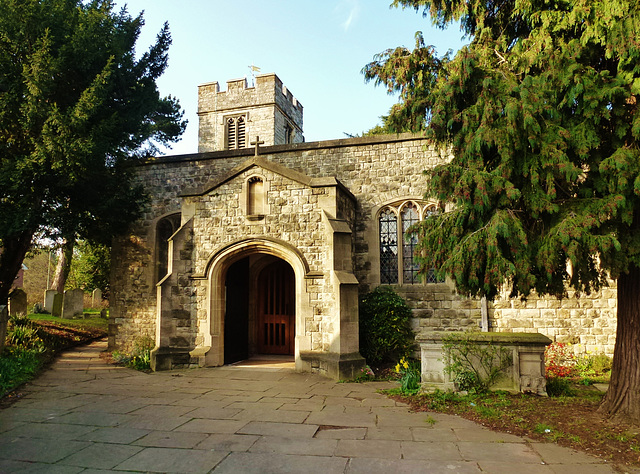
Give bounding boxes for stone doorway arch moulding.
[193,237,318,370]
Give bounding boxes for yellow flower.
[395,363,401,373]
[403,360,409,369]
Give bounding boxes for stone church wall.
[110,133,617,359]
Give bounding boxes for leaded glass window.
[424,205,445,283]
[378,201,443,285]
[402,203,420,284]
[379,208,398,284]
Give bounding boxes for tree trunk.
[0,230,34,306]
[0,230,34,353]
[50,239,75,293]
[597,264,640,423]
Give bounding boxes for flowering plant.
[544,342,576,378]
[357,365,375,381]
[395,357,421,394]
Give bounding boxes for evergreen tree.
[367,0,640,422]
[0,0,186,309]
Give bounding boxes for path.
[0,340,622,473]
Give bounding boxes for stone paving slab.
[212,452,348,474]
[114,447,227,473]
[0,339,623,473]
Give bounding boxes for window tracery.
[378,201,442,285]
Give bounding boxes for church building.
[109,73,617,379]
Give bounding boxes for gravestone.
[44,289,58,313]
[91,288,102,308]
[0,305,8,352]
[51,293,63,318]
[62,288,84,319]
[9,289,27,316]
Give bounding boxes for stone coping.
[416,330,552,346]
[140,132,429,166]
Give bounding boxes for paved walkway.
[0,340,623,473]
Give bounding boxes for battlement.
[198,73,304,153]
[198,73,303,114]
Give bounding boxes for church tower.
[197,73,304,153]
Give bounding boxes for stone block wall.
[491,284,617,356]
[111,132,618,360]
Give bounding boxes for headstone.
[0,305,8,353]
[91,288,102,308]
[62,288,84,319]
[9,289,27,316]
[52,293,63,318]
[44,289,58,313]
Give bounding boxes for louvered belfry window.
[226,115,246,149]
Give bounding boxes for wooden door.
[224,258,249,364]
[257,261,294,355]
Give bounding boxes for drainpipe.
[480,296,490,332]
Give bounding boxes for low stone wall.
[417,331,551,395]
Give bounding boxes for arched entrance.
[202,238,310,368]
[257,260,295,355]
[221,253,296,365]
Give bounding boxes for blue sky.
[114,1,467,155]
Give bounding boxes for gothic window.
[156,213,181,282]
[226,115,246,149]
[424,204,445,283]
[379,201,442,285]
[247,176,265,215]
[401,202,420,284]
[379,208,398,284]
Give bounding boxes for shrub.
[546,376,574,397]
[591,354,612,375]
[359,286,414,364]
[6,315,46,352]
[442,332,513,393]
[544,342,576,378]
[0,346,42,396]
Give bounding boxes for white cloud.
[335,0,360,32]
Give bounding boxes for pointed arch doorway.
[223,255,295,365]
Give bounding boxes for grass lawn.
[27,313,108,331]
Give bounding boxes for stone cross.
[250,136,264,156]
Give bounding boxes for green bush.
[591,354,612,375]
[546,376,575,397]
[7,315,46,352]
[0,346,43,396]
[359,286,414,364]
